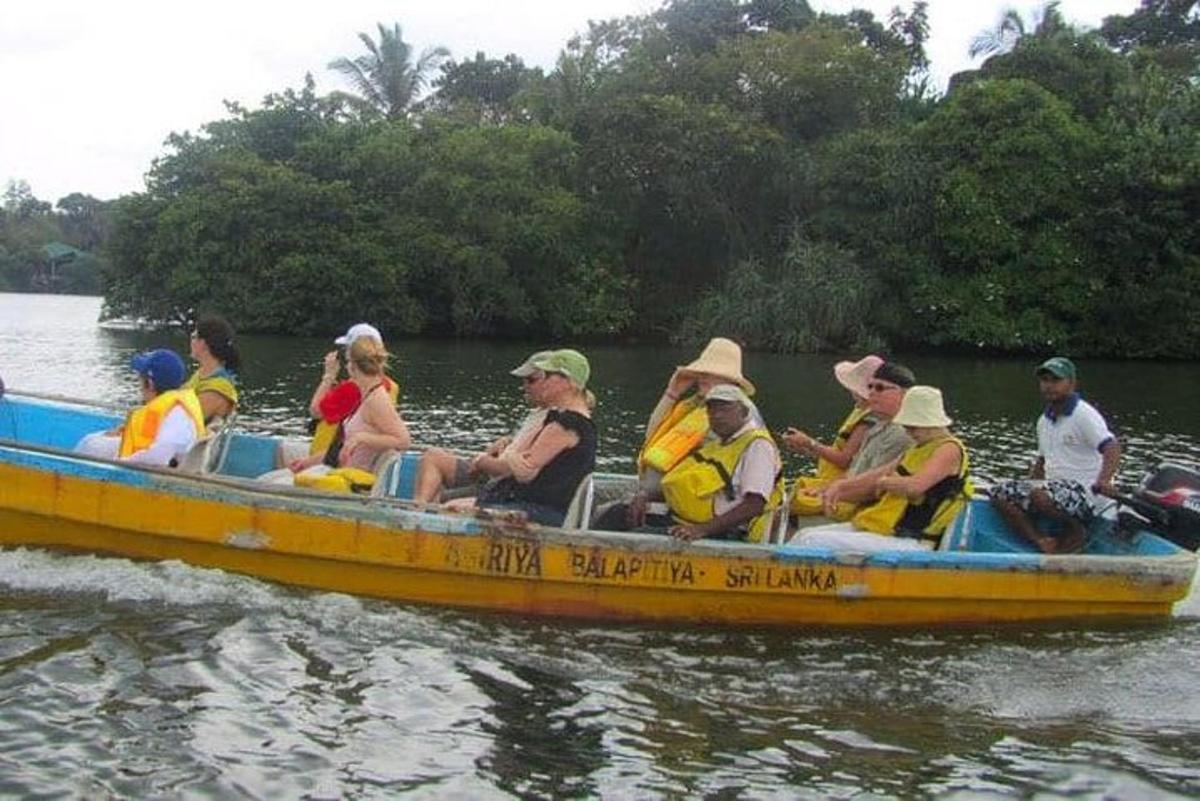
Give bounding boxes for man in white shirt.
[991,357,1121,553]
[75,349,204,467]
[593,384,780,541]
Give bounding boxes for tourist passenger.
[74,349,205,467]
[781,354,882,516]
[412,351,551,504]
[805,360,917,519]
[276,322,400,466]
[990,357,1121,554]
[610,337,759,529]
[595,384,783,542]
[183,314,240,423]
[792,386,972,551]
[451,349,597,527]
[287,336,411,474]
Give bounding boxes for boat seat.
[561,473,596,531]
[174,414,236,475]
[370,449,422,499]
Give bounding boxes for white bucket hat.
[678,337,755,395]
[892,385,953,428]
[833,354,884,399]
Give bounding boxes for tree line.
[84,1,1200,356]
[0,181,110,294]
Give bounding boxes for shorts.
[990,478,1095,522]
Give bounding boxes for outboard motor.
[1118,463,1200,551]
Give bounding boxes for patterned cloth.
[990,478,1095,522]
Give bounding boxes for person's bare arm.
[197,390,233,422]
[340,394,411,463]
[874,443,961,499]
[669,495,766,541]
[308,351,340,418]
[1093,439,1121,495]
[475,422,580,483]
[822,459,901,513]
[1030,455,1046,480]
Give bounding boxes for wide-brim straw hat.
[678,337,756,396]
[833,354,884,399]
[893,385,953,428]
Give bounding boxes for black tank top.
[479,409,597,512]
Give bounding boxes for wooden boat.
[0,392,1194,627]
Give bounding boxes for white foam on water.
[0,546,388,640]
[1172,568,1200,619]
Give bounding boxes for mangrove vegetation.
[14,0,1200,357]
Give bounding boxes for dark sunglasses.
[867,381,901,393]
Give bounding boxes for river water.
[1,293,1199,799]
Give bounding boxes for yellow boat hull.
[0,454,1193,628]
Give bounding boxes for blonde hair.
[348,337,389,376]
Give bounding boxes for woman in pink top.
[289,337,410,473]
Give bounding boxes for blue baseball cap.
[130,349,186,391]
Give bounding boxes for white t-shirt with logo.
[1036,395,1114,487]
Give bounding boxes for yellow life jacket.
[661,427,784,543]
[183,369,239,419]
[118,389,206,458]
[310,380,401,456]
[851,435,973,543]
[295,467,377,494]
[814,405,872,480]
[638,396,709,476]
[788,475,858,520]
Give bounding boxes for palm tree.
[968,1,1069,59]
[327,22,449,119]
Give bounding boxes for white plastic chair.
[561,473,596,530]
[370,450,404,498]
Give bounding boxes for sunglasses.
[867,381,901,393]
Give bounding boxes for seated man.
[792,386,972,552]
[75,349,205,467]
[805,361,917,519]
[412,351,551,504]
[596,384,782,542]
[990,357,1120,554]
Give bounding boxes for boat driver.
[990,357,1121,553]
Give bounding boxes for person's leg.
[1029,481,1091,553]
[991,481,1057,553]
[413,448,464,503]
[74,432,120,460]
[793,524,930,552]
[592,502,633,531]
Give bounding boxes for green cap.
[517,349,591,389]
[509,350,553,378]
[1036,356,1077,380]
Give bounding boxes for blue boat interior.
[0,395,1185,560]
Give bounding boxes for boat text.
[569,551,696,585]
[725,564,838,592]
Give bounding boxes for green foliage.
[91,0,1200,358]
[678,234,883,352]
[327,23,450,120]
[0,181,107,294]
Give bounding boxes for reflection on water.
[2,293,1200,798]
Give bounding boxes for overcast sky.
[1,0,1137,203]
